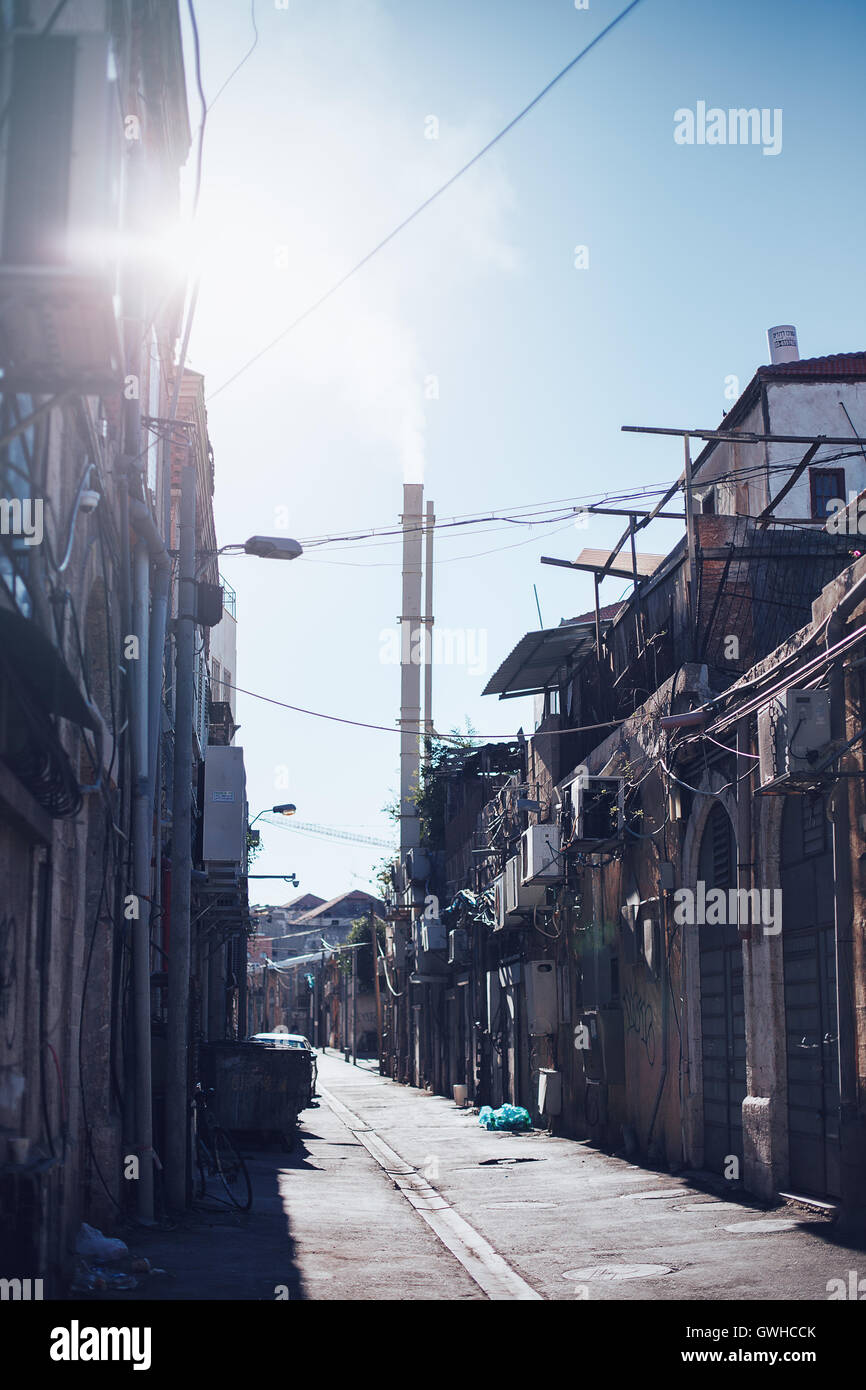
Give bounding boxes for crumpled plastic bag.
[75,1222,128,1263]
[478,1103,532,1132]
[69,1260,139,1293]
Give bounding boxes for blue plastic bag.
[478,1103,532,1132]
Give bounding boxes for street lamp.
[249,803,296,831]
[247,805,299,886]
[241,536,303,560]
[195,536,303,577]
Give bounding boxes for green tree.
[339,915,386,993]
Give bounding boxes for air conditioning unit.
[421,919,446,952]
[493,860,546,930]
[507,854,546,914]
[0,22,124,392]
[572,776,625,842]
[520,824,562,883]
[758,689,831,790]
[406,846,431,883]
[447,928,469,965]
[493,873,507,929]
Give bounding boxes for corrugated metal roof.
[572,548,666,578]
[482,620,602,700]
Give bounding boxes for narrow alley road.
[119,1051,863,1303]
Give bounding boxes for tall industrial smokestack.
[399,483,423,856]
[423,499,434,737]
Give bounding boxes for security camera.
[79,489,101,514]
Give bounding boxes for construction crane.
[261,816,394,849]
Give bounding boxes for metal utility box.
[578,1007,626,1085]
[203,745,246,864]
[538,1068,562,1116]
[486,970,502,1032]
[525,959,558,1035]
[199,1041,313,1145]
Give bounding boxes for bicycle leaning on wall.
[192,1081,253,1212]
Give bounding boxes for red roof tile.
[758,352,866,379]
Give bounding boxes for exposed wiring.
[202,0,258,116]
[702,732,761,761]
[185,0,208,222]
[225,679,625,741]
[658,757,753,797]
[206,0,647,402]
[304,520,579,569]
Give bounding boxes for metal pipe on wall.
[130,541,155,1221]
[827,611,866,1239]
[165,461,196,1210]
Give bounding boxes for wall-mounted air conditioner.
[757,689,831,790]
[493,859,546,928]
[406,847,431,883]
[505,855,546,916]
[421,919,446,952]
[571,776,625,842]
[520,824,562,883]
[494,873,507,929]
[447,928,469,965]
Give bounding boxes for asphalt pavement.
[109,1049,864,1301]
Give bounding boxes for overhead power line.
[226,680,623,741]
[206,0,647,402]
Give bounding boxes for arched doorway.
[697,802,745,1173]
[780,793,840,1197]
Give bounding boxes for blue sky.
[177,0,866,903]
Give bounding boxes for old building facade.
[383,348,866,1239]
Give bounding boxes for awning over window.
[482,621,604,700]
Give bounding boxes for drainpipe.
[129,501,171,796]
[646,890,669,1158]
[736,715,755,1190]
[129,541,155,1223]
[165,460,196,1210]
[127,499,171,1213]
[827,604,866,1239]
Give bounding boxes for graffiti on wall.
[623,986,655,1067]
